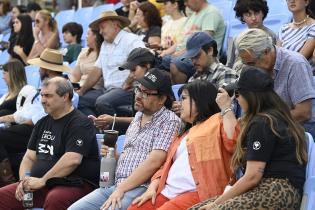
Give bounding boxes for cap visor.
[183,48,201,59]
[137,78,157,90]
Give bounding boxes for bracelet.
[220,107,233,116]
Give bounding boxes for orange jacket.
[152,113,239,201]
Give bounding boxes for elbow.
[70,156,82,167]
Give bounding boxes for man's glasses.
[134,86,159,99]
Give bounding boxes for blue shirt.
[274,47,315,125]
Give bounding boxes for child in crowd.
[62,22,83,63]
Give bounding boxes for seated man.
[236,28,315,138]
[0,77,100,210]
[185,32,237,87]
[68,68,181,210]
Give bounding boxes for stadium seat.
[267,0,290,16]
[210,1,233,22]
[300,177,315,210]
[91,4,115,22]
[54,9,75,47]
[116,134,125,154]
[227,19,247,41]
[114,2,123,10]
[25,65,41,88]
[0,71,7,97]
[172,84,184,101]
[0,50,9,65]
[306,132,314,178]
[74,7,94,46]
[263,13,292,35]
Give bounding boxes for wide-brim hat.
[27,48,71,73]
[89,11,131,30]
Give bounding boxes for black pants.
[0,124,34,161]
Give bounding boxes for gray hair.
[235,28,273,58]
[42,77,73,100]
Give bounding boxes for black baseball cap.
[231,67,274,92]
[119,48,155,71]
[137,68,172,95]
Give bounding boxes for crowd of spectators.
[0,0,312,209]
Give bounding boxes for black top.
[115,7,129,17]
[28,109,100,185]
[244,115,306,192]
[0,95,17,117]
[135,26,161,43]
[8,34,34,65]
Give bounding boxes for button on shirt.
[115,106,181,185]
[274,47,315,124]
[188,59,237,88]
[95,30,145,89]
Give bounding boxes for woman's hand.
[13,45,24,55]
[171,101,181,116]
[216,88,232,111]
[33,26,40,40]
[132,186,157,206]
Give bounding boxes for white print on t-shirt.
[38,143,54,155]
[41,130,55,142]
[76,139,83,146]
[253,141,261,150]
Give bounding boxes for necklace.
[293,15,309,26]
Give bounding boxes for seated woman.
[61,22,83,63]
[279,0,315,65]
[8,14,34,65]
[27,9,59,59]
[69,28,103,95]
[134,2,162,47]
[128,80,239,210]
[159,0,186,57]
[227,0,277,74]
[0,59,27,117]
[190,68,307,210]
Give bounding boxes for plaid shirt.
[188,59,237,88]
[115,106,181,185]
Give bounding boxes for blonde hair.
[3,59,27,99]
[38,9,58,33]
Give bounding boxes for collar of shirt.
[110,29,125,46]
[134,106,167,128]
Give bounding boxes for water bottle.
[23,171,33,208]
[99,148,116,188]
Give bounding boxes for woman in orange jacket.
[127,80,239,210]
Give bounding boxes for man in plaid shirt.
[186,32,238,88]
[69,68,181,210]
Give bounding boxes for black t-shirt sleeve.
[148,26,161,38]
[27,121,41,151]
[246,118,276,162]
[64,116,96,156]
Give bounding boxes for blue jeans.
[67,185,147,210]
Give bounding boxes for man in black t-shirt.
[0,77,100,210]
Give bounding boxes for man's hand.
[15,181,25,201]
[94,114,114,130]
[24,177,46,191]
[100,187,125,210]
[132,187,157,207]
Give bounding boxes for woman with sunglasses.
[190,68,307,210]
[8,14,34,65]
[28,9,59,59]
[128,80,238,210]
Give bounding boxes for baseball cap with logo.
[137,68,172,95]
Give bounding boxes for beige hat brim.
[89,16,131,30]
[27,58,71,73]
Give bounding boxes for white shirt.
[161,135,196,199]
[95,30,145,89]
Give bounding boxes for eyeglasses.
[234,90,240,98]
[134,86,160,99]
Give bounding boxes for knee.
[44,190,69,210]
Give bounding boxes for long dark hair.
[179,80,220,131]
[16,14,34,47]
[87,28,104,57]
[139,2,162,28]
[231,90,307,171]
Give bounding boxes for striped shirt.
[279,23,315,52]
[188,59,238,88]
[115,106,181,185]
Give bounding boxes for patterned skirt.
[189,178,301,210]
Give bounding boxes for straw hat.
[89,11,131,30]
[27,49,71,73]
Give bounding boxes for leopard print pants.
[189,178,301,210]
